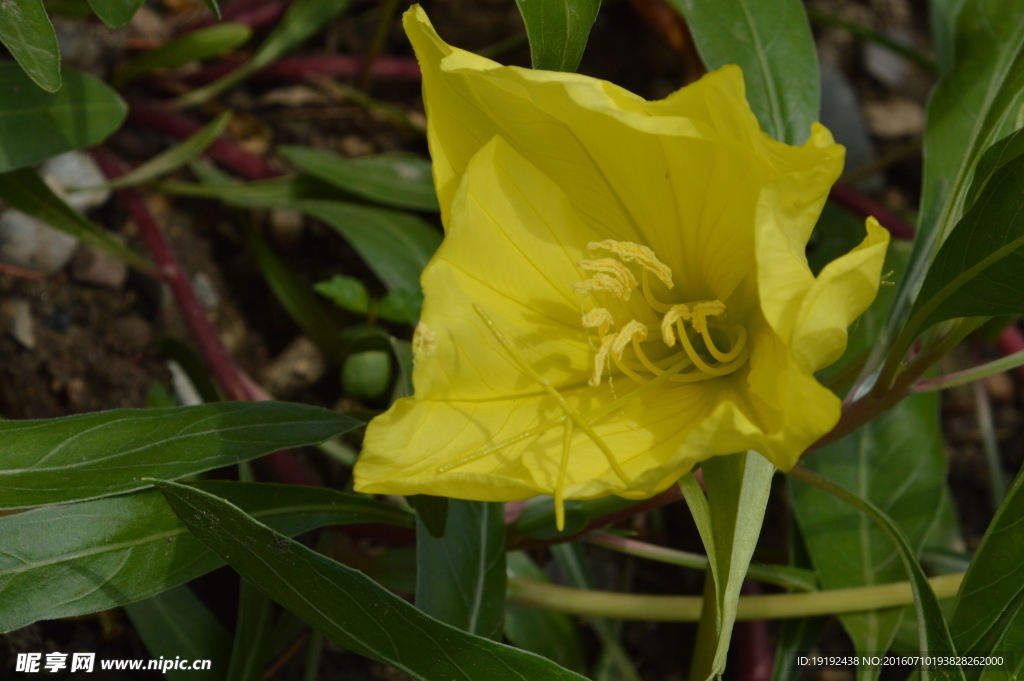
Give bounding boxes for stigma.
[574,240,751,387]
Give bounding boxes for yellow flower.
[353,5,889,526]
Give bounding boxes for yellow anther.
[573,273,630,300]
[412,322,436,357]
[577,258,638,296]
[611,320,648,359]
[590,335,617,387]
[689,300,726,334]
[588,240,674,288]
[660,304,691,346]
[582,307,614,329]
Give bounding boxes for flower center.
[574,240,751,388]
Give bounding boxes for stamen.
[641,269,673,313]
[611,354,648,383]
[590,335,616,387]
[582,307,614,330]
[412,322,436,357]
[631,337,665,376]
[702,325,747,363]
[474,304,633,485]
[573,273,630,300]
[661,304,691,346]
[670,344,751,382]
[589,240,674,288]
[677,319,745,376]
[577,258,638,300]
[610,320,648,359]
[554,422,572,532]
[689,301,725,334]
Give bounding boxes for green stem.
[585,532,818,592]
[973,380,1008,508]
[506,572,963,621]
[912,347,1024,393]
[806,7,938,74]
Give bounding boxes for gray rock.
[1,297,35,349]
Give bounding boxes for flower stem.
[911,347,1024,393]
[506,572,963,622]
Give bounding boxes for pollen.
[412,322,437,357]
[588,240,674,288]
[582,307,614,329]
[611,320,648,359]
[574,257,638,301]
[573,273,632,300]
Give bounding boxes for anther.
[611,320,647,359]
[577,258,638,297]
[660,304,691,346]
[588,240,674,288]
[689,301,725,334]
[590,335,617,387]
[573,273,630,300]
[582,308,614,330]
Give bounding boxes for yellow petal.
[790,217,890,373]
[754,123,846,341]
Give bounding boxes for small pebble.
[0,210,79,275]
[985,372,1015,402]
[269,209,305,248]
[863,99,925,139]
[191,272,220,311]
[262,336,328,399]
[71,244,128,289]
[1,297,36,349]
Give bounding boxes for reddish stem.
[222,0,289,31]
[735,580,774,681]
[92,146,319,486]
[183,54,422,87]
[186,0,284,31]
[127,101,281,180]
[829,182,916,241]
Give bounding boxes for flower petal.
[791,217,890,372]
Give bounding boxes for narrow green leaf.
[163,174,353,205]
[0,0,61,92]
[124,585,232,681]
[683,451,775,681]
[406,495,450,538]
[0,166,154,272]
[902,0,1024,318]
[416,500,506,640]
[512,0,600,72]
[792,392,947,680]
[948,468,1024,678]
[929,0,968,74]
[0,64,126,171]
[240,220,348,364]
[0,402,358,508]
[279,147,439,212]
[176,0,352,107]
[667,0,819,145]
[550,543,640,681]
[226,581,274,681]
[115,23,249,86]
[904,152,1024,339]
[963,127,1024,213]
[789,466,966,681]
[0,481,412,632]
[86,0,144,27]
[504,552,587,674]
[153,480,589,681]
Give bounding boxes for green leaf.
[0,481,412,632]
[549,542,640,681]
[788,466,966,681]
[114,23,249,86]
[279,147,439,212]
[504,552,587,674]
[415,500,506,641]
[90,112,233,190]
[791,391,948,680]
[240,220,349,364]
[0,0,61,92]
[87,0,144,27]
[123,585,232,681]
[163,175,354,205]
[153,480,589,680]
[315,275,371,315]
[948,468,1024,679]
[378,289,423,324]
[963,127,1024,213]
[929,0,968,74]
[162,180,441,295]
[225,581,274,681]
[0,64,126,172]
[681,451,775,681]
[909,1,1024,293]
[904,152,1024,340]
[176,0,352,107]
[0,402,358,508]
[406,495,450,538]
[512,0,600,72]
[667,0,819,145]
[0,166,154,273]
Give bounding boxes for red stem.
[185,0,284,31]
[829,183,916,241]
[92,146,319,486]
[736,580,774,681]
[182,54,421,86]
[127,101,281,180]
